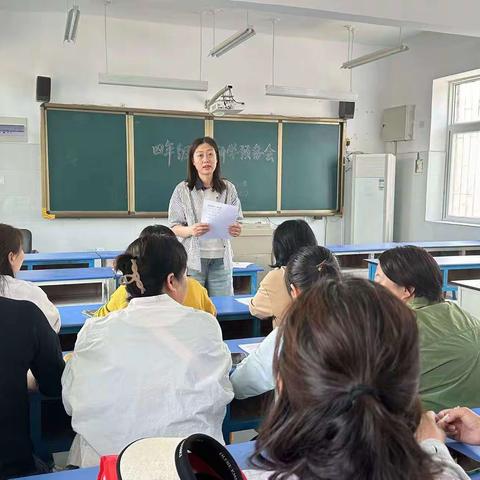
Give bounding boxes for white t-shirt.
[199,188,225,259]
[1,275,60,332]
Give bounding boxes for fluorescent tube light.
[209,27,256,57]
[64,5,80,43]
[98,73,208,92]
[341,44,409,69]
[265,84,358,102]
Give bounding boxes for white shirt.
[1,275,60,333]
[62,294,233,467]
[168,180,243,272]
[230,329,278,400]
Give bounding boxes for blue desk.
[15,442,256,480]
[58,304,103,335]
[329,241,480,256]
[23,252,98,270]
[367,256,480,296]
[212,295,261,337]
[17,267,116,284]
[59,297,262,337]
[96,251,263,295]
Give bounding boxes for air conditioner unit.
[343,154,396,244]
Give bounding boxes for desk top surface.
[17,267,116,282]
[13,442,255,480]
[95,251,263,271]
[23,252,99,262]
[59,296,253,329]
[329,240,480,254]
[367,255,480,267]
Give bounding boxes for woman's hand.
[229,223,242,237]
[415,411,446,443]
[190,223,210,237]
[437,407,480,444]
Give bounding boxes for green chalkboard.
[281,122,341,211]
[134,115,205,212]
[46,109,128,212]
[213,119,278,212]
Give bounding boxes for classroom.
[2,0,480,479]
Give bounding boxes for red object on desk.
[97,456,118,480]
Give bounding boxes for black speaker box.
[339,101,355,119]
[36,76,51,102]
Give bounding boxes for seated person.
[62,235,233,467]
[94,225,215,317]
[375,245,480,411]
[0,297,64,479]
[249,219,317,327]
[243,278,469,480]
[0,223,60,332]
[231,245,339,399]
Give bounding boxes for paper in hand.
[201,200,238,240]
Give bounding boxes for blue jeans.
[189,258,233,297]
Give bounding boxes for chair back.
[19,229,33,253]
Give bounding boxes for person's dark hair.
[115,235,187,298]
[139,224,175,238]
[378,246,443,303]
[252,277,439,480]
[0,223,23,293]
[285,245,340,293]
[271,220,317,268]
[187,136,226,193]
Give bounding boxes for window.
[445,77,480,221]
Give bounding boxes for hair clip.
[316,260,326,272]
[119,258,146,294]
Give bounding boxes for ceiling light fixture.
[341,44,409,69]
[98,73,208,91]
[265,85,358,102]
[209,27,256,57]
[64,4,80,43]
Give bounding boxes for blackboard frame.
[41,103,346,218]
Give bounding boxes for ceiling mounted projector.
[205,85,244,116]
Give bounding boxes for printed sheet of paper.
[201,200,238,240]
[235,296,254,306]
[239,343,261,354]
[232,262,253,269]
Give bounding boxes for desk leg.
[368,263,377,281]
[30,393,50,462]
[250,273,258,295]
[222,404,232,444]
[252,317,261,337]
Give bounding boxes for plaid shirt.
[168,180,243,272]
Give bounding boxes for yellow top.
[94,277,216,317]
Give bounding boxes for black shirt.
[0,296,64,479]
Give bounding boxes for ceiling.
[0,0,420,46]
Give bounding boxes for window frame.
[443,75,480,224]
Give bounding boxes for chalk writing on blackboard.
[219,143,276,163]
[152,141,276,167]
[152,140,189,167]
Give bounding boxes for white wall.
[0,10,386,251]
[379,32,480,241]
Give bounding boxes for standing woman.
[168,137,242,296]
